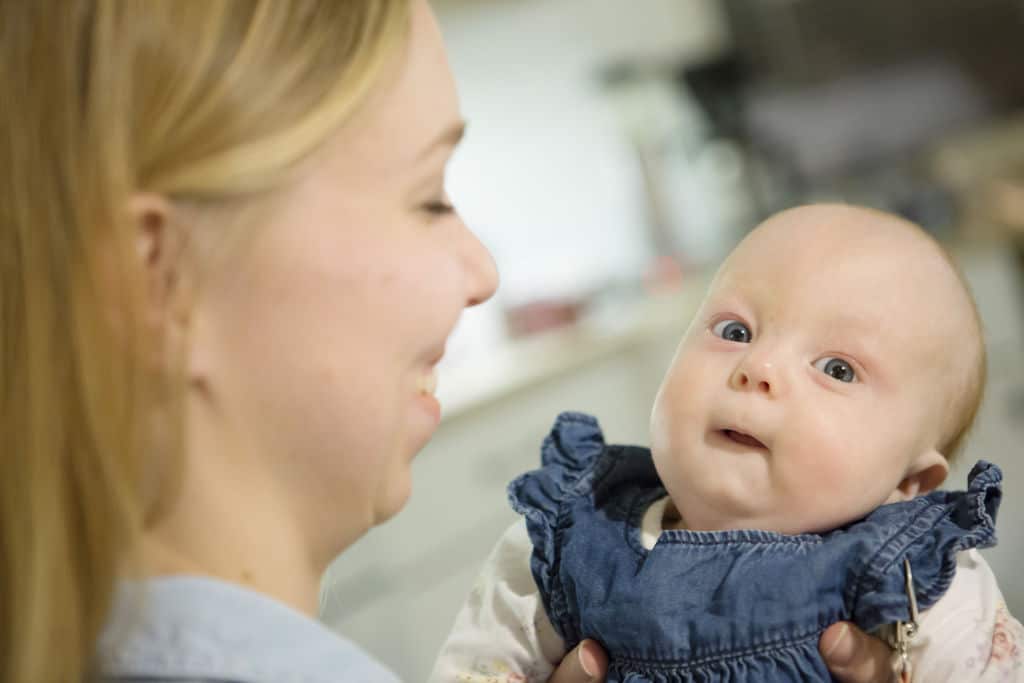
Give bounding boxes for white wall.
[434,0,729,305]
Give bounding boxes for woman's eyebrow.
[416,120,466,161]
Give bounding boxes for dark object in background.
[671,0,1024,238]
[677,55,750,142]
[720,0,1024,110]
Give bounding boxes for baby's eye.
[813,357,856,383]
[712,319,752,343]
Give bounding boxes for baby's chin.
[666,497,858,536]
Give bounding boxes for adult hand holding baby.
[549,641,609,682]
[822,623,900,683]
[544,625,896,682]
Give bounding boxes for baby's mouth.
[721,429,767,450]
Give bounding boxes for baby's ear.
[895,448,949,499]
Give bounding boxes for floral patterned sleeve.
[428,520,568,683]
[909,549,1023,682]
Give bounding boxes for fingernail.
[823,623,853,662]
[578,642,600,678]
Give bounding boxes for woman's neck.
[138,475,325,617]
[136,395,334,618]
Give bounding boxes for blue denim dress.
[508,412,1002,683]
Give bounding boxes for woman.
[0,1,894,681]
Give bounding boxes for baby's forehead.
[720,206,952,291]
[736,206,928,263]
[712,205,972,347]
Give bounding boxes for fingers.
[820,622,899,683]
[549,624,894,683]
[547,639,608,683]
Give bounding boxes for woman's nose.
[460,223,499,308]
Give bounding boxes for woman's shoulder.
[98,576,400,683]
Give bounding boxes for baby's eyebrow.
[701,287,747,311]
[818,316,883,367]
[821,313,882,337]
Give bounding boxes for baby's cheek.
[783,435,855,497]
[816,455,899,523]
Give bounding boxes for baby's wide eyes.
[712,319,752,343]
[814,357,856,383]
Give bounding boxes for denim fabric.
[508,412,1002,683]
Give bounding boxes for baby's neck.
[660,497,828,535]
[662,499,685,529]
[660,496,899,536]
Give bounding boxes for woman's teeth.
[418,369,438,396]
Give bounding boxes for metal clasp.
[893,557,920,682]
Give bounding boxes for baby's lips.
[721,428,768,450]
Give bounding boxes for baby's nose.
[737,371,771,393]
[731,360,781,396]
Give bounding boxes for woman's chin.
[373,473,413,526]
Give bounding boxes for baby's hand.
[821,622,898,683]
[546,639,608,683]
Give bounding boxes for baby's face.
[650,205,966,534]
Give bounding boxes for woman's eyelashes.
[712,319,752,343]
[422,199,455,216]
[813,356,857,383]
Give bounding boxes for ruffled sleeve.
[506,411,606,642]
[851,461,1003,631]
[950,461,1002,540]
[508,411,606,519]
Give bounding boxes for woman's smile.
[416,367,442,426]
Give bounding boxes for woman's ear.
[128,193,195,367]
[895,448,949,500]
[127,194,199,522]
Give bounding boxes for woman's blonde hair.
[0,2,410,681]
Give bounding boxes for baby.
[430,205,1022,682]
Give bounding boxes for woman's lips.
[417,367,438,396]
[721,429,767,449]
[414,365,442,426]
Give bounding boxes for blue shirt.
[98,575,400,683]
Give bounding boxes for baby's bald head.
[715,203,986,460]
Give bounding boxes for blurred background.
[323,1,1024,679]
